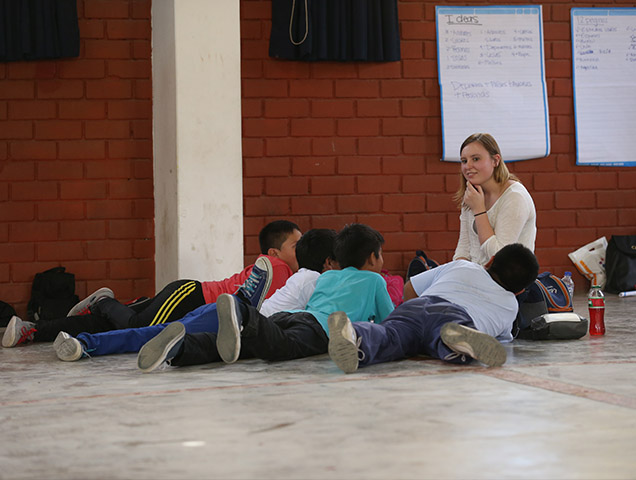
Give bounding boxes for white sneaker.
[67,287,114,316]
[216,294,243,364]
[327,311,360,374]
[440,323,506,368]
[2,316,36,348]
[54,332,87,362]
[53,331,71,351]
[137,322,186,373]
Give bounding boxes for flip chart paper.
[572,8,636,167]
[436,6,550,162]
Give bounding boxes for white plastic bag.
[568,237,607,288]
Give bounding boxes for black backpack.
[513,272,586,340]
[604,235,636,294]
[27,267,79,322]
[0,300,16,327]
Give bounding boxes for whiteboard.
[572,8,636,167]
[436,6,550,162]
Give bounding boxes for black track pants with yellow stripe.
[97,280,206,329]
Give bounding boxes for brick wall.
[240,0,636,286]
[0,0,154,317]
[2,1,635,318]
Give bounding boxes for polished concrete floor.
[1,293,635,480]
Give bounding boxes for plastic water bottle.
[588,285,605,336]
[561,271,575,299]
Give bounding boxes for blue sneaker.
[137,322,186,372]
[236,256,273,310]
[216,293,243,364]
[54,332,89,362]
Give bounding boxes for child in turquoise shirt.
[138,223,394,371]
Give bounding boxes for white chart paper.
[572,8,636,167]
[436,6,550,162]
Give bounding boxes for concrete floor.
[1,293,635,480]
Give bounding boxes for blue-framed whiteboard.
[436,6,550,162]
[572,8,636,167]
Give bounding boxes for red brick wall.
[0,0,154,317]
[240,0,636,287]
[2,1,635,318]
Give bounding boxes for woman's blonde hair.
[453,133,518,208]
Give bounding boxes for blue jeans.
[352,296,476,367]
[77,303,220,356]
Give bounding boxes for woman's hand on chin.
[464,182,485,213]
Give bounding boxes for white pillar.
[152,0,243,287]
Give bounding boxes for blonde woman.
[452,133,536,266]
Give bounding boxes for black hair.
[334,223,384,269]
[258,220,300,254]
[295,229,337,273]
[488,243,539,293]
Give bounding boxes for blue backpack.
[513,272,585,340]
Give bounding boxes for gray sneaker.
[67,287,114,316]
[327,311,361,374]
[53,331,70,351]
[2,316,36,348]
[440,323,506,367]
[54,332,87,362]
[137,322,186,373]
[216,293,243,364]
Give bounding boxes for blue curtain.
[0,0,79,62]
[269,0,400,62]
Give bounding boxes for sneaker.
[216,293,243,364]
[327,311,361,374]
[53,331,70,351]
[2,316,36,348]
[137,322,186,373]
[67,287,114,316]
[125,296,151,309]
[440,323,506,368]
[54,332,88,362]
[235,256,273,310]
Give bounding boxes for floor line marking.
[2,359,635,408]
[480,368,636,410]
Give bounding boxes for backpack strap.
[535,276,572,312]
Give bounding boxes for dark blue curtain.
[0,0,79,62]
[269,0,400,62]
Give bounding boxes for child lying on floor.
[327,243,539,373]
